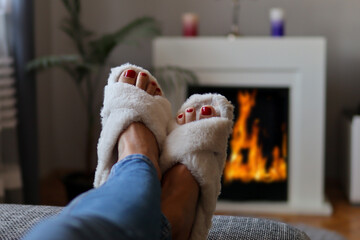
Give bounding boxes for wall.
[34,0,52,177]
[34,0,360,179]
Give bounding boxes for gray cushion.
[0,204,62,240]
[0,204,309,240]
[209,215,310,240]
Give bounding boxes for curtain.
[0,0,23,203]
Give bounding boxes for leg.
[24,69,167,240]
[161,164,199,240]
[161,106,217,240]
[159,93,234,240]
[25,155,161,240]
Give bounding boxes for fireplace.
[153,37,332,215]
[189,86,289,202]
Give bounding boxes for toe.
[185,107,196,123]
[136,72,149,90]
[119,69,137,85]
[155,87,162,96]
[177,113,185,125]
[146,81,157,95]
[199,105,216,119]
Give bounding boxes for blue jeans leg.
[24,154,171,240]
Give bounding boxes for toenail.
[201,106,212,115]
[140,72,148,77]
[151,82,156,86]
[156,88,161,92]
[124,69,136,78]
[186,108,194,113]
[178,113,184,119]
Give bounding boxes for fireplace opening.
[188,86,289,201]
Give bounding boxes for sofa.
[0,204,310,239]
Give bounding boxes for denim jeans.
[23,154,171,240]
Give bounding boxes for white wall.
[35,0,360,178]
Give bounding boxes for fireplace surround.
[153,37,332,215]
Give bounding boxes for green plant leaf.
[60,20,76,39]
[61,0,81,17]
[88,16,161,64]
[59,0,93,58]
[61,0,72,13]
[73,63,94,84]
[26,55,80,72]
[73,0,80,15]
[60,18,93,43]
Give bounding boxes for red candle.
[182,13,198,37]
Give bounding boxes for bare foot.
[116,69,162,179]
[176,105,217,125]
[161,106,217,240]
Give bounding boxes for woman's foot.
[176,105,217,125]
[95,63,172,188]
[116,69,162,179]
[161,105,217,240]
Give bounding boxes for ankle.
[117,122,161,179]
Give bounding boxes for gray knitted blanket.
[0,204,311,240]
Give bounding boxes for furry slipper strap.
[159,93,234,240]
[94,63,172,188]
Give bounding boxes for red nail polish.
[124,69,136,78]
[140,72,148,77]
[178,113,184,119]
[151,82,157,86]
[156,88,161,92]
[201,106,212,115]
[186,108,194,113]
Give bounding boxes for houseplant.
[27,0,160,200]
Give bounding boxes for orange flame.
[224,91,287,184]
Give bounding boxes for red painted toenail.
[186,108,194,113]
[124,70,136,78]
[178,113,184,119]
[140,72,148,77]
[151,82,157,86]
[156,88,161,92]
[201,106,212,115]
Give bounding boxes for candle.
[270,8,285,37]
[182,13,198,37]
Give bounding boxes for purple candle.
[270,8,285,37]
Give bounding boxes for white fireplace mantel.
[153,37,332,215]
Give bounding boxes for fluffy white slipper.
[159,93,234,240]
[94,63,172,188]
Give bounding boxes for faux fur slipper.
[159,93,234,240]
[94,63,172,188]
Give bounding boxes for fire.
[224,91,287,184]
